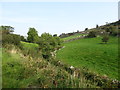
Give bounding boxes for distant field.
[62,33,87,41]
[57,37,119,80]
[21,41,39,49]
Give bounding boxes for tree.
[102,35,109,44]
[53,34,57,37]
[96,24,99,28]
[38,33,62,59]
[85,28,88,31]
[0,25,21,46]
[20,36,26,42]
[0,25,14,34]
[27,28,39,43]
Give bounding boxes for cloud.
[1,17,48,24]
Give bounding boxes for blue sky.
[1,2,118,36]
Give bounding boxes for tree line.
[0,26,63,59]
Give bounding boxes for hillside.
[60,20,119,42]
[56,21,119,83]
[1,20,120,88]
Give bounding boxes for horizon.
[0,2,118,36]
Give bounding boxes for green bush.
[38,33,63,59]
[87,31,97,38]
[20,36,27,42]
[1,25,21,47]
[2,34,21,46]
[27,28,39,43]
[102,35,109,44]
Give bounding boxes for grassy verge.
[2,43,99,88]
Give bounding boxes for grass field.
[21,41,39,49]
[57,36,119,80]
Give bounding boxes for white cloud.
[1,17,48,24]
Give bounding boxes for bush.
[20,36,26,42]
[1,25,21,47]
[87,31,97,38]
[102,35,109,44]
[2,34,21,46]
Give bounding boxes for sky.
[0,1,118,36]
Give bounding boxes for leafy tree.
[38,33,62,59]
[20,36,26,42]
[0,25,14,34]
[27,28,39,43]
[0,26,21,46]
[96,24,99,28]
[85,28,88,31]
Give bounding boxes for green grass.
[2,48,44,88]
[20,41,41,58]
[2,48,98,88]
[21,41,39,48]
[2,49,28,88]
[62,33,87,41]
[57,36,118,80]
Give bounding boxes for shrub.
[87,31,97,38]
[0,25,14,34]
[2,34,21,46]
[20,36,26,42]
[102,35,109,44]
[1,25,21,47]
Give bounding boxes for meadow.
[56,36,119,80]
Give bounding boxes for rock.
[70,66,74,69]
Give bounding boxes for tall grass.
[20,41,42,59]
[2,44,99,88]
